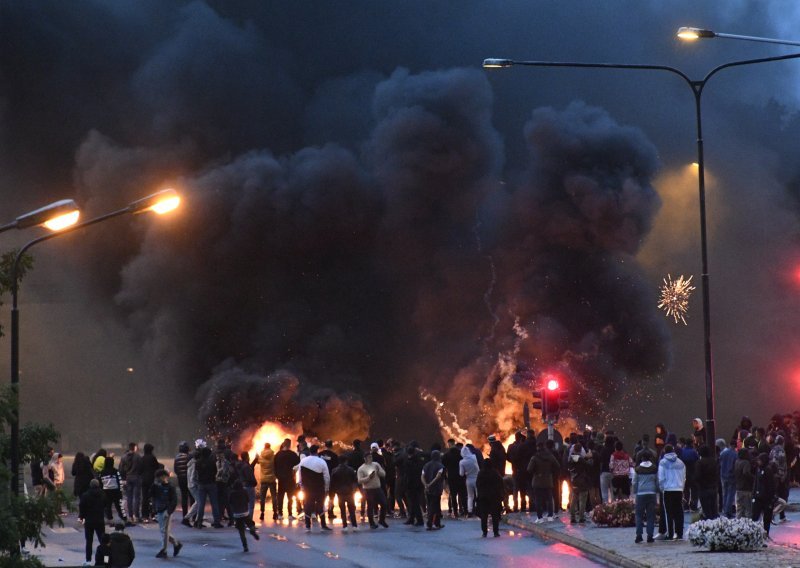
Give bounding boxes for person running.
[358,451,389,529]
[476,460,504,538]
[422,450,445,530]
[150,469,183,558]
[229,479,260,552]
[459,445,479,517]
[300,445,332,532]
[79,479,106,567]
[657,444,686,540]
[331,457,359,531]
[237,451,258,526]
[633,450,658,543]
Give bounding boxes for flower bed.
[590,499,635,527]
[687,517,766,551]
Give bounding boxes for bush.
[590,499,635,527]
[687,517,766,551]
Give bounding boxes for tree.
[0,252,65,566]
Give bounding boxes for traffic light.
[544,378,560,418]
[532,388,547,418]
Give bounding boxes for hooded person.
[79,479,106,565]
[476,460,504,538]
[299,445,332,532]
[487,435,506,477]
[527,442,560,522]
[459,445,480,517]
[254,442,277,521]
[331,456,359,530]
[657,445,686,540]
[717,438,737,518]
[769,435,789,523]
[633,450,658,543]
[734,447,754,519]
[695,445,719,520]
[752,453,777,536]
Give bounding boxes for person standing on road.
[695,445,719,520]
[657,444,686,540]
[72,452,94,504]
[752,453,777,537]
[331,457,359,531]
[476,460,504,538]
[300,445,332,532]
[717,439,737,518]
[459,445,479,517]
[100,457,128,525]
[528,442,559,522]
[173,442,192,519]
[140,444,161,523]
[194,442,222,528]
[151,469,183,558]
[119,443,143,524]
[421,450,445,530]
[254,442,277,521]
[404,446,425,526]
[734,447,754,519]
[358,451,388,529]
[274,439,301,520]
[442,440,464,518]
[79,479,106,567]
[632,450,658,543]
[320,440,340,521]
[488,435,506,477]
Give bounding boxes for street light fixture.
[8,188,180,495]
[677,26,800,47]
[482,48,800,453]
[0,200,81,234]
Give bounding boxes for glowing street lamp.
[483,44,800,454]
[8,189,180,495]
[0,200,81,234]
[677,27,800,47]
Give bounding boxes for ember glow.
[658,274,695,325]
[561,479,570,511]
[244,420,302,462]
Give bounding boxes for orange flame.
[561,479,570,511]
[245,420,302,462]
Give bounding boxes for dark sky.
[1,1,800,451]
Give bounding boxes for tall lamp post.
[483,41,800,452]
[9,188,180,495]
[0,200,80,235]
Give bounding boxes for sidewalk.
[506,488,800,568]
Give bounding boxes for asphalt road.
[35,512,604,567]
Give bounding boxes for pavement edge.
[505,517,648,568]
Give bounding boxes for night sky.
[2,1,800,450]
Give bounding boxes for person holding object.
[357,451,388,529]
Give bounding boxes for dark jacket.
[229,485,249,517]
[516,439,537,477]
[108,531,135,567]
[319,449,340,473]
[196,448,217,485]
[274,449,301,481]
[567,455,592,491]
[236,460,258,488]
[173,452,190,479]
[488,440,507,476]
[753,463,776,503]
[79,486,106,526]
[527,451,559,489]
[72,454,94,497]
[331,463,358,495]
[734,453,754,491]
[442,447,462,482]
[150,481,178,514]
[140,452,161,486]
[475,467,504,510]
[695,456,718,491]
[118,451,142,481]
[405,452,425,490]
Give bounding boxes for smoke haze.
[2,1,800,450]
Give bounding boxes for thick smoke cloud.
[2,1,800,447]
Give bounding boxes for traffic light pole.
[547,417,555,441]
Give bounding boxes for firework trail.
[658,274,695,325]
[419,388,473,444]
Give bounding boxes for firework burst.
[658,274,695,325]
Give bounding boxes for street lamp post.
[0,200,80,234]
[483,49,800,452]
[9,188,179,495]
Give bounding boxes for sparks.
[658,274,695,325]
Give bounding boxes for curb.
[505,516,648,568]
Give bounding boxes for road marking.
[50,528,77,534]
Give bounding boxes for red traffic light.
[546,378,559,391]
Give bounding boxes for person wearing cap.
[151,468,183,558]
[320,440,340,521]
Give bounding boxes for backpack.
[215,456,232,484]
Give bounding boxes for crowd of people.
[30,410,800,562]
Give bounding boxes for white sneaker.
[352,525,359,531]
[546,516,554,522]
[342,526,349,532]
